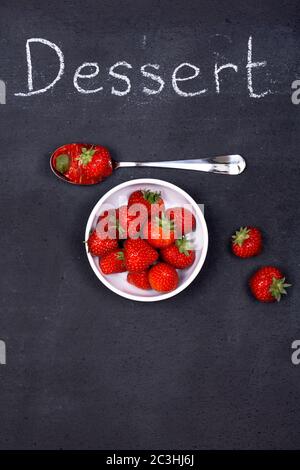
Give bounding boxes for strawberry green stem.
[269,277,291,302]
[77,146,96,166]
[142,189,161,204]
[232,227,250,247]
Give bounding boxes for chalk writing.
[13,35,273,99]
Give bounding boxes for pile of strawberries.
[231,226,291,302]
[87,189,197,293]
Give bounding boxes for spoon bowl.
[50,143,118,185]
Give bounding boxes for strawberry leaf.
[269,277,292,302]
[232,227,250,247]
[142,189,161,204]
[156,213,174,232]
[55,154,70,174]
[77,146,97,165]
[116,251,125,261]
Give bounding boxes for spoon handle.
[116,154,246,175]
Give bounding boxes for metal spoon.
[50,145,246,185]
[115,154,246,175]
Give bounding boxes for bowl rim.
[85,178,208,302]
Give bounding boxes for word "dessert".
[14,36,271,100]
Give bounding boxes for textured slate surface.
[0,0,299,450]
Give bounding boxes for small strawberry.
[87,230,118,257]
[124,238,158,272]
[127,271,151,290]
[54,143,113,185]
[161,238,195,269]
[166,207,196,236]
[148,262,179,292]
[128,189,165,218]
[54,143,81,182]
[231,226,262,258]
[249,266,291,302]
[143,213,176,249]
[99,249,126,275]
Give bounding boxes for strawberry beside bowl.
[85,179,208,302]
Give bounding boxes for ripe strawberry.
[87,229,118,257]
[54,143,113,185]
[97,208,116,225]
[161,238,195,269]
[96,209,119,239]
[249,266,291,302]
[148,263,179,292]
[231,226,262,258]
[99,249,126,275]
[143,213,176,249]
[166,207,196,236]
[124,238,158,272]
[116,205,147,239]
[128,189,165,218]
[127,271,151,290]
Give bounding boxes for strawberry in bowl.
[128,189,165,218]
[161,238,196,269]
[166,206,196,236]
[142,213,176,249]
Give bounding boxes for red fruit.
[249,266,291,302]
[117,205,148,239]
[124,238,158,272]
[127,271,151,290]
[87,230,118,257]
[99,249,126,275]
[97,209,119,239]
[161,238,195,269]
[97,208,116,225]
[231,226,262,258]
[54,143,113,185]
[143,213,176,249]
[166,207,196,236]
[148,263,179,292]
[128,189,165,218]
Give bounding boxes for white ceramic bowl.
[85,179,208,301]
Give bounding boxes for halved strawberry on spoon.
[53,143,113,185]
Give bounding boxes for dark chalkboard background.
[0,0,299,450]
